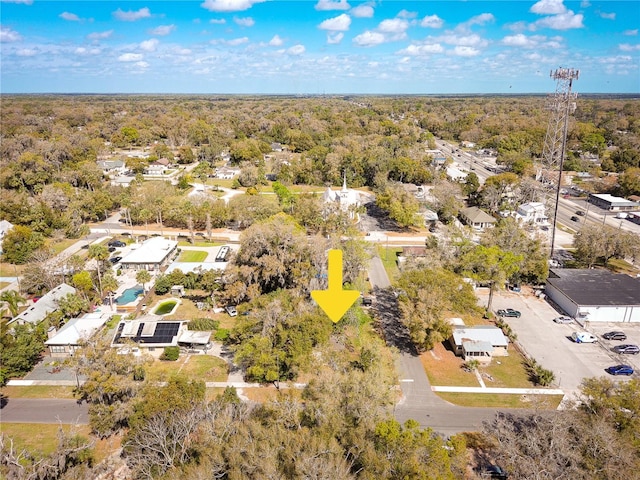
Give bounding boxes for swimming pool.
[115,286,143,305]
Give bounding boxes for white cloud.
[327,32,344,44]
[135,61,149,68]
[2,0,33,4]
[118,53,144,62]
[453,46,480,57]
[533,11,584,30]
[87,30,113,40]
[140,38,159,51]
[530,0,567,15]
[378,18,409,34]
[59,12,80,21]
[268,34,284,46]
[398,43,444,55]
[623,29,638,36]
[149,25,176,36]
[113,7,151,22]
[16,48,37,56]
[226,36,249,45]
[351,4,373,18]
[440,33,487,48]
[502,33,531,47]
[0,25,22,42]
[397,10,417,19]
[75,47,101,55]
[287,44,305,55]
[200,0,265,12]
[315,0,350,11]
[619,43,640,52]
[353,30,385,47]
[465,13,495,27]
[598,12,615,20]
[234,16,255,27]
[420,15,443,29]
[209,18,226,24]
[319,13,351,31]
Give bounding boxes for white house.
[0,219,14,253]
[45,312,111,357]
[515,202,549,226]
[119,236,178,271]
[545,269,640,323]
[449,326,509,363]
[214,166,240,180]
[446,165,468,182]
[96,159,126,175]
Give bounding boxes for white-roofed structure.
[449,326,509,363]
[323,172,362,220]
[45,312,111,357]
[120,236,178,272]
[10,283,76,325]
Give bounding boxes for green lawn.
[178,240,224,247]
[1,385,77,399]
[146,354,228,382]
[435,392,564,409]
[375,245,402,282]
[178,250,209,262]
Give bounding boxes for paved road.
[368,257,499,436]
[0,398,89,424]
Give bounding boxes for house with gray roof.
[459,207,497,231]
[545,269,640,323]
[10,283,76,325]
[449,326,509,363]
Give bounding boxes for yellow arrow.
[311,249,360,323]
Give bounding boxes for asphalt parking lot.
[478,289,640,394]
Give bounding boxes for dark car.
[108,240,126,248]
[570,216,579,222]
[612,344,640,355]
[108,246,116,253]
[362,296,373,307]
[108,256,122,264]
[602,331,627,341]
[605,364,634,376]
[576,210,585,216]
[497,308,521,318]
[484,465,508,479]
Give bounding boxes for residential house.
[10,283,76,325]
[214,166,240,179]
[45,312,111,357]
[446,165,468,182]
[145,163,167,176]
[119,236,178,272]
[459,207,497,230]
[449,326,509,363]
[111,317,186,349]
[96,159,126,176]
[515,202,549,226]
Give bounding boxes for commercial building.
[588,193,640,212]
[545,269,640,323]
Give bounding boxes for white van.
[571,332,598,343]
[615,212,627,219]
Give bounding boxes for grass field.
[0,386,77,399]
[436,392,565,409]
[146,354,228,382]
[375,245,402,282]
[178,240,224,247]
[178,250,209,262]
[1,423,119,464]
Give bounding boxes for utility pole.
[540,68,580,260]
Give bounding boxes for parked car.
[576,210,585,216]
[602,331,627,341]
[570,216,579,222]
[361,296,373,307]
[571,332,598,343]
[108,256,122,264]
[612,344,640,355]
[225,305,237,317]
[553,316,573,324]
[484,465,508,479]
[605,364,634,376]
[497,308,521,318]
[108,246,116,253]
[108,240,126,248]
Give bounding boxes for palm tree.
[136,270,152,293]
[87,244,109,296]
[0,290,26,317]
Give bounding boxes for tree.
[1,225,45,264]
[619,167,640,196]
[460,245,523,314]
[72,270,95,301]
[0,322,46,382]
[375,183,421,228]
[136,270,152,293]
[397,268,480,351]
[0,290,26,318]
[176,145,195,164]
[87,244,109,296]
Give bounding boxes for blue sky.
[1,0,638,94]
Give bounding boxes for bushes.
[523,357,555,386]
[160,346,180,361]
[188,318,220,331]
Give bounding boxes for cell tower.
[540,67,579,259]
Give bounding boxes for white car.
[553,316,573,324]
[571,332,597,343]
[225,305,237,317]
